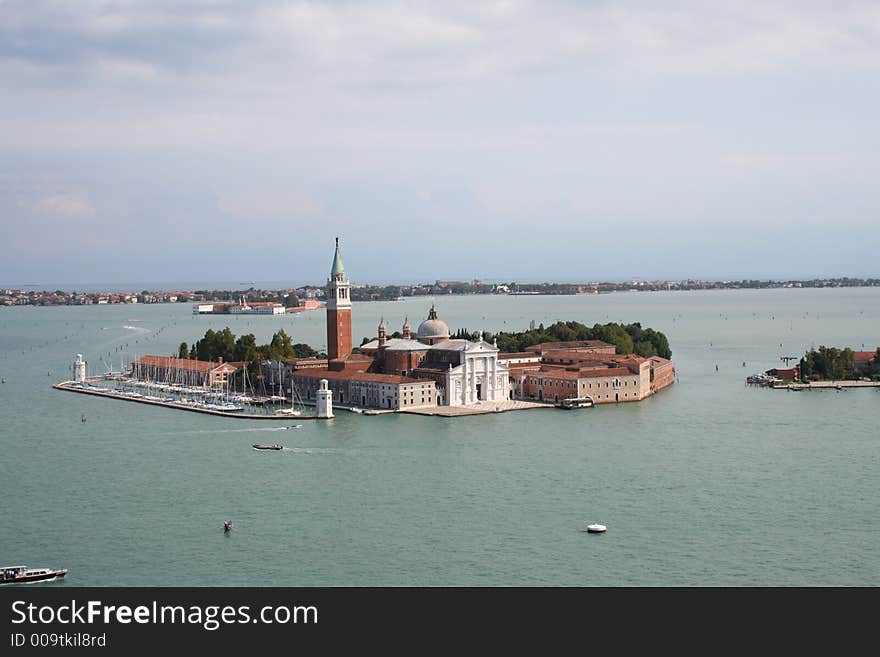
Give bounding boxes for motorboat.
[275,408,302,416]
[224,520,233,532]
[253,444,283,451]
[1,565,68,584]
[584,524,607,533]
[349,407,364,414]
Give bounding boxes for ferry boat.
[1,565,68,584]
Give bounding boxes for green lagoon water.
[0,289,878,586]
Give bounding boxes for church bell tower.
[326,237,352,360]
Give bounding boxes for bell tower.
[378,317,387,347]
[326,237,352,360]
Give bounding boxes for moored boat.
[560,397,594,409]
[1,566,68,584]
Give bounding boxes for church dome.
[417,305,450,342]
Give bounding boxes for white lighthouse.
[74,354,86,383]
[316,379,334,418]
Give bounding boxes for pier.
[53,381,324,420]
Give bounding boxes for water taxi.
[253,444,283,451]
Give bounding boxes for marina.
[53,381,323,420]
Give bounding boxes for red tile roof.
[134,355,237,373]
[526,340,614,353]
[530,366,632,380]
[291,369,426,385]
[853,351,878,363]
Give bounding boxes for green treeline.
[799,346,856,380]
[451,321,672,359]
[176,328,325,364]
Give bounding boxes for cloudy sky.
[2,0,879,286]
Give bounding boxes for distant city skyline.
[2,1,879,284]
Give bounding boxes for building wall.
[578,373,643,403]
[389,381,436,410]
[327,308,352,360]
[294,375,351,405]
[382,349,428,375]
[446,353,510,406]
[292,373,436,410]
[651,360,675,392]
[521,371,644,404]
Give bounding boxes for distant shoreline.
[2,277,879,308]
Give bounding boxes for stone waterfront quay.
[400,400,553,417]
[772,380,880,390]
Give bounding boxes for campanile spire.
[326,238,352,360]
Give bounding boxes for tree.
[195,329,216,361]
[178,342,189,359]
[802,346,856,380]
[194,327,236,362]
[233,334,259,362]
[293,343,319,359]
[454,320,671,358]
[263,329,296,361]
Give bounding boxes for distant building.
[229,301,285,315]
[286,298,323,313]
[853,351,879,375]
[765,366,800,382]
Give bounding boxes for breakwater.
[53,381,323,420]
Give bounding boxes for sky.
[1,0,879,287]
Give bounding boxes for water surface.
[1,289,877,585]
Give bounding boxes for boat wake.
[122,325,151,333]
[284,447,348,455]
[164,426,302,435]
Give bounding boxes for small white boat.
[585,524,607,533]
[349,407,364,414]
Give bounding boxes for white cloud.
[32,191,95,218]
[95,58,160,81]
